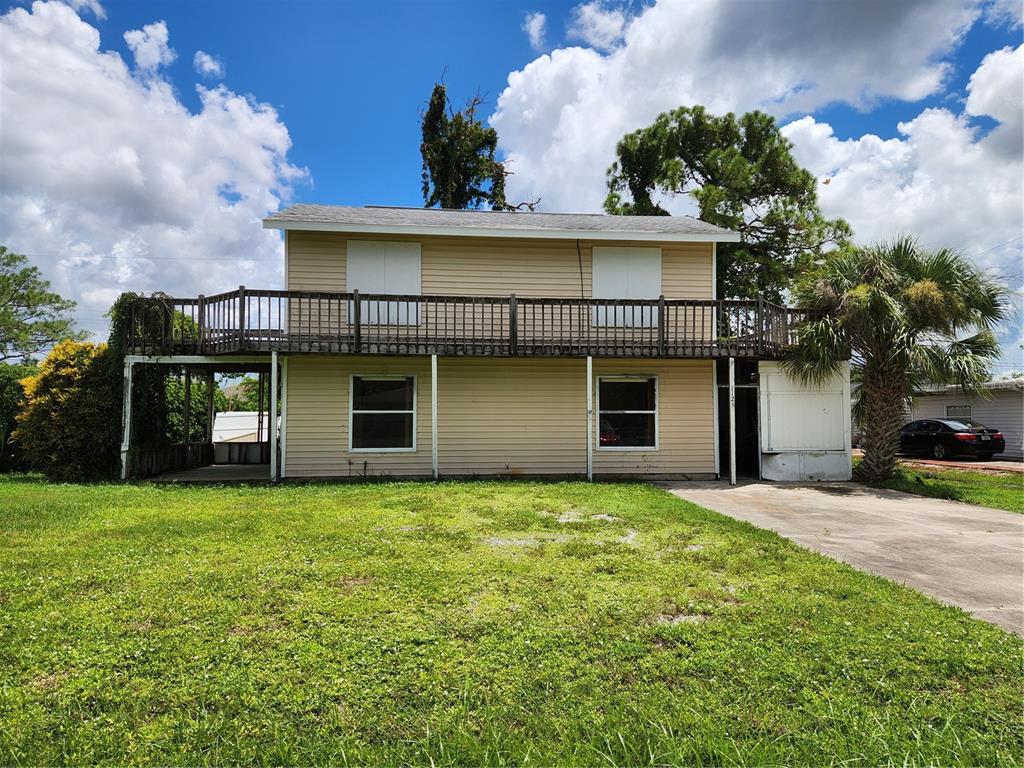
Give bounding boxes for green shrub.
[0,362,36,472]
[14,340,120,481]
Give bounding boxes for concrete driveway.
[658,481,1024,635]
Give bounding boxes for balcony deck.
[124,288,817,360]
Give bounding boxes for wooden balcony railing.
[123,287,819,359]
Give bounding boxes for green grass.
[856,458,1024,513]
[1,476,1021,766]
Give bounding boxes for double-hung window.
[347,240,421,324]
[597,376,658,449]
[591,246,662,326]
[349,375,416,451]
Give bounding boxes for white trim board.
[264,219,741,243]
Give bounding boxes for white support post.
[270,351,278,482]
[712,360,720,478]
[120,360,134,480]
[431,354,438,480]
[280,356,288,479]
[586,356,593,481]
[728,356,737,486]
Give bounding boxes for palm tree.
[784,237,1008,481]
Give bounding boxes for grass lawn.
[856,458,1024,513]
[1,476,1021,765]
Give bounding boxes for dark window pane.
[599,379,655,411]
[352,413,413,449]
[353,377,414,410]
[599,413,655,447]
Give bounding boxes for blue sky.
[84,0,1019,207]
[0,0,1021,369]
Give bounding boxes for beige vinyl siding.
[284,355,716,478]
[437,358,586,475]
[592,359,715,476]
[285,355,432,478]
[286,231,713,300]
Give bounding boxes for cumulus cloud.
[0,1,306,341]
[123,19,175,71]
[492,0,980,213]
[965,44,1023,156]
[193,49,224,78]
[567,1,628,51]
[522,11,547,51]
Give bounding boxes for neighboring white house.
[910,378,1024,459]
[212,411,271,444]
[212,411,271,464]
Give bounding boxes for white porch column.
[586,356,593,481]
[728,356,737,486]
[280,356,288,479]
[431,354,438,480]
[119,360,134,480]
[270,351,278,482]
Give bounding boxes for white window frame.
[595,374,659,451]
[946,404,972,419]
[348,374,417,453]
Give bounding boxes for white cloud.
[984,0,1023,27]
[965,44,1023,156]
[193,49,224,79]
[0,1,306,342]
[64,0,104,19]
[522,11,547,51]
[567,1,628,52]
[123,19,175,71]
[492,0,980,214]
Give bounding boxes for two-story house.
[121,205,852,483]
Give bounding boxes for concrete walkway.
[658,481,1024,635]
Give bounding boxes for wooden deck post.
[352,289,361,353]
[237,285,246,350]
[728,356,737,486]
[183,367,192,443]
[270,351,278,482]
[120,360,134,480]
[657,295,666,356]
[509,294,518,356]
[205,370,215,442]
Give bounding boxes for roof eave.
[262,218,742,243]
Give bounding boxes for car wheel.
[932,442,947,460]
[977,453,994,460]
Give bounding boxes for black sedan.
[899,419,1005,460]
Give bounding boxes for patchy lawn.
[1,477,1021,766]
[856,458,1024,514]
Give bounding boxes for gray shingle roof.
[264,204,739,241]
